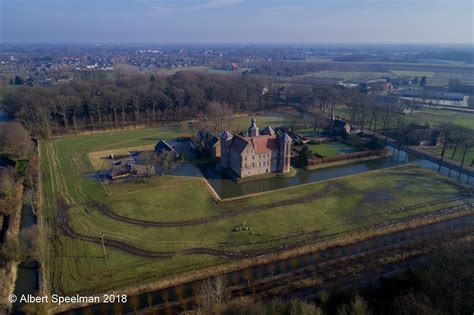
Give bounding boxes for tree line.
[2,65,373,138]
[2,68,270,138]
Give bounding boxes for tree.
[337,295,371,315]
[140,151,158,177]
[0,122,32,159]
[196,275,229,315]
[459,131,474,168]
[206,101,233,132]
[419,76,427,86]
[298,145,313,167]
[413,77,419,85]
[157,150,178,175]
[23,188,37,215]
[309,106,327,132]
[366,137,385,151]
[438,123,459,161]
[14,75,24,85]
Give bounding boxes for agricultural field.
[306,142,358,157]
[40,118,474,296]
[391,70,434,78]
[293,61,474,86]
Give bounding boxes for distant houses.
[409,128,444,146]
[398,87,469,108]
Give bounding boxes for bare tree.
[196,275,229,315]
[23,188,37,215]
[0,122,32,159]
[206,102,233,132]
[459,131,474,168]
[438,123,459,161]
[309,105,327,132]
[140,151,158,177]
[158,151,179,175]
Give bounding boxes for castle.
[220,118,292,178]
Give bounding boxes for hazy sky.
[1,0,473,44]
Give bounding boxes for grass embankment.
[40,121,473,296]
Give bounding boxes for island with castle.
[219,118,292,179]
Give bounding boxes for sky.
[1,0,473,44]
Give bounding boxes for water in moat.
[12,205,39,314]
[0,109,39,314]
[20,144,473,314]
[0,109,12,122]
[197,146,472,199]
[61,214,474,315]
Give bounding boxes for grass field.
[40,118,474,296]
[392,70,434,78]
[423,146,474,166]
[299,61,474,86]
[411,109,474,130]
[333,106,474,131]
[306,142,358,157]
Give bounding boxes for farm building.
[198,130,221,158]
[155,140,178,157]
[329,116,351,135]
[409,129,444,146]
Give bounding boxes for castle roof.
[281,132,292,143]
[250,135,278,154]
[261,126,275,136]
[230,135,249,153]
[221,130,233,139]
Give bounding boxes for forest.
[2,69,272,137]
[1,68,361,137]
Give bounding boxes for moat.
[197,146,472,199]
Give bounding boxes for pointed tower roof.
[261,126,275,136]
[280,132,292,143]
[220,130,233,139]
[248,118,259,137]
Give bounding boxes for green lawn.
[230,114,298,132]
[306,142,358,157]
[333,106,474,131]
[391,70,435,78]
[411,109,474,130]
[423,146,474,166]
[40,120,473,296]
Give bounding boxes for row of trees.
[2,68,269,137]
[0,122,40,314]
[3,65,374,139]
[438,123,474,167]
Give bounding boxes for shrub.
[366,138,385,151]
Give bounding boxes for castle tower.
[220,130,233,168]
[248,118,259,137]
[278,132,292,173]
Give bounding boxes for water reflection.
[197,146,473,199]
[0,110,12,122]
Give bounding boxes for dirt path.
[56,195,474,260]
[84,184,339,228]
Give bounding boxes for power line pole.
[100,232,107,259]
